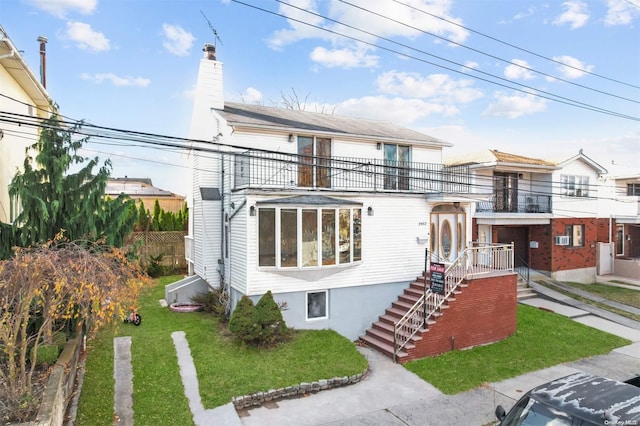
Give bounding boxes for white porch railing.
[393,243,514,362]
[184,235,194,263]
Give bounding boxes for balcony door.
[384,144,410,190]
[494,172,518,212]
[298,136,331,188]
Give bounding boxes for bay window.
[258,206,362,268]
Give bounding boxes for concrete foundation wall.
[231,281,409,341]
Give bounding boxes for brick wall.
[403,273,517,361]
[550,218,598,272]
[530,225,551,271]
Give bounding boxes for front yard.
[75,276,367,425]
[75,276,632,424]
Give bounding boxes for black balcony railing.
[475,192,552,213]
[233,150,471,194]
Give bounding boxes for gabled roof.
[445,149,556,169]
[557,150,607,175]
[215,102,452,147]
[105,178,184,198]
[0,25,51,109]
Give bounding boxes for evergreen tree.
[151,200,161,231]
[136,201,149,232]
[255,290,288,341]
[6,112,137,250]
[228,296,260,343]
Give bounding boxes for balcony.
[475,192,552,213]
[232,151,471,194]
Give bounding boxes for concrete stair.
[517,279,537,300]
[360,277,452,362]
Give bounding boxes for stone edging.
[232,369,369,409]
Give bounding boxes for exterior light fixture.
[376,142,382,150]
[249,206,256,216]
[368,206,374,216]
[289,134,295,143]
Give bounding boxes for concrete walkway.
[109,274,640,426]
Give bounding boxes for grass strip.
[404,304,630,394]
[75,275,367,425]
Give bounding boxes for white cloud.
[504,59,535,80]
[335,95,458,125]
[482,92,548,118]
[25,0,97,18]
[553,1,589,29]
[267,0,469,68]
[81,73,150,87]
[463,61,479,71]
[310,45,379,68]
[552,55,594,79]
[65,21,110,52]
[376,71,483,104]
[604,0,640,26]
[241,87,263,103]
[162,24,195,57]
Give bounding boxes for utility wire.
[336,0,639,104]
[1,109,635,205]
[233,0,639,121]
[392,0,640,90]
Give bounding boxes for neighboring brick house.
[448,149,638,283]
[105,178,186,214]
[0,26,53,223]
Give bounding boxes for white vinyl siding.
[244,194,431,296]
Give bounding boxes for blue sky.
[2,0,639,195]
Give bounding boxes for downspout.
[219,153,225,282]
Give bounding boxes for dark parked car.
[495,372,640,425]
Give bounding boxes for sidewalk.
[236,297,640,426]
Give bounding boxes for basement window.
[306,290,328,320]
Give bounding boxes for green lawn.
[76,276,632,424]
[75,276,367,425]
[404,304,630,394]
[537,281,640,321]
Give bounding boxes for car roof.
[529,372,640,423]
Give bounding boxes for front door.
[430,204,466,263]
[497,226,528,267]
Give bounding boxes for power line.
[335,0,639,104]
[392,0,640,90]
[232,0,639,121]
[1,108,635,208]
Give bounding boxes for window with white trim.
[561,175,589,197]
[628,183,640,196]
[307,290,328,320]
[258,206,362,268]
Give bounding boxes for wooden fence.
[124,231,187,269]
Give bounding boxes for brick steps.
[359,275,455,363]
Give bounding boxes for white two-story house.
[172,44,479,341]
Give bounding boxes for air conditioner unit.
[555,235,570,246]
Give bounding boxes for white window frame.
[257,206,362,269]
[561,175,590,197]
[306,290,328,320]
